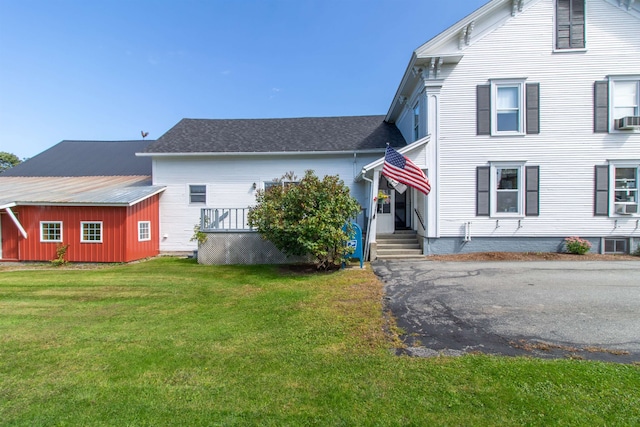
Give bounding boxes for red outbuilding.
[0,140,165,263]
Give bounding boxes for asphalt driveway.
[373,260,640,363]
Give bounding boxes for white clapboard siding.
[402,0,640,240]
[153,153,381,251]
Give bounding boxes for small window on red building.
[40,222,62,242]
[138,221,151,242]
[81,222,102,243]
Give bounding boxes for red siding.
[1,213,20,260]
[124,195,160,262]
[10,196,160,263]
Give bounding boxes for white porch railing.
[201,208,254,232]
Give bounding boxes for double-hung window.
[495,166,521,214]
[40,222,62,242]
[477,163,540,217]
[614,167,638,215]
[555,0,585,50]
[495,84,523,134]
[477,80,539,136]
[81,222,102,243]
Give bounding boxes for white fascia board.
[414,0,506,56]
[385,0,508,122]
[356,136,431,182]
[0,202,17,210]
[136,148,387,157]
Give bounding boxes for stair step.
[375,232,422,260]
[378,244,420,249]
[377,254,426,260]
[377,239,420,245]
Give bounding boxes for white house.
[139,116,407,260]
[142,0,640,260]
[361,0,640,256]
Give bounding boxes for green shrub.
[51,243,69,266]
[564,236,592,255]
[248,170,361,270]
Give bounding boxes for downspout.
[5,207,27,239]
[361,174,373,262]
[363,169,380,261]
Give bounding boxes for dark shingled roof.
[1,140,153,177]
[143,115,406,154]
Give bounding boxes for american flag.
[382,145,431,196]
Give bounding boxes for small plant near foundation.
[190,216,210,245]
[190,223,208,245]
[564,236,592,255]
[51,243,69,266]
[632,244,640,257]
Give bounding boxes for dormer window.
[556,0,585,50]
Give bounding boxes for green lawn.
[1,258,639,426]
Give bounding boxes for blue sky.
[0,0,488,159]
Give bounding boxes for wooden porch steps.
[376,231,424,260]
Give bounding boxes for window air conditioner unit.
[615,116,640,130]
[616,204,638,215]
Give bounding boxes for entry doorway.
[0,212,19,260]
[377,177,411,234]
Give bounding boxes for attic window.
[556,0,585,50]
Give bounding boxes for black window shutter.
[594,81,609,133]
[525,166,540,216]
[477,85,491,135]
[594,165,609,216]
[477,166,490,216]
[525,83,540,134]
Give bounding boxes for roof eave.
[386,0,508,122]
[356,136,431,182]
[137,148,389,157]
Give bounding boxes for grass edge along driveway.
[1,257,639,426]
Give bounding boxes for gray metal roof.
[1,140,153,177]
[143,115,406,154]
[0,176,165,207]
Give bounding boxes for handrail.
[414,208,425,231]
[201,208,254,232]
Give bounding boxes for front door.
[0,213,19,260]
[377,188,395,234]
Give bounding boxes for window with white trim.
[477,82,539,136]
[81,222,102,243]
[594,77,640,133]
[613,165,638,215]
[493,81,524,135]
[138,221,151,242]
[492,164,524,215]
[189,185,206,204]
[612,79,639,131]
[40,222,62,242]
